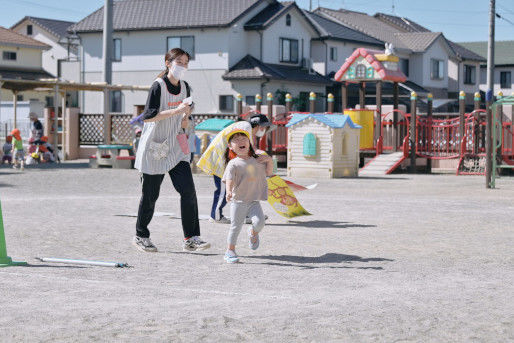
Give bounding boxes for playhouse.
[286,113,362,178]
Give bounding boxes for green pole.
[0,199,27,267]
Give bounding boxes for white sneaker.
[247,226,260,250]
[132,236,158,252]
[183,236,211,251]
[209,216,230,224]
[224,250,239,263]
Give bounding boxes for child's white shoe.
[224,250,239,263]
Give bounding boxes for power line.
[496,12,514,26]
[0,0,94,15]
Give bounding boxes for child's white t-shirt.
[222,156,268,202]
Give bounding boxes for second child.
[222,129,273,263]
[11,129,24,170]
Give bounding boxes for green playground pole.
[0,199,27,267]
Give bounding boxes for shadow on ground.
[266,220,376,229]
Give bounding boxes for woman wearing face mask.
[133,48,210,253]
[203,113,274,224]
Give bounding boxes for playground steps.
[359,152,405,176]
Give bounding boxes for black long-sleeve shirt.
[141,76,190,120]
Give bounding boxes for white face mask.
[169,63,187,80]
[255,128,266,138]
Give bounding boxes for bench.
[114,155,136,169]
[93,144,134,168]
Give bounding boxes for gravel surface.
[0,162,513,342]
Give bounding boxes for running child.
[221,129,273,263]
[11,129,24,170]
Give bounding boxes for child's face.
[229,134,250,157]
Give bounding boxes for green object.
[12,138,23,151]
[366,67,374,78]
[195,118,235,132]
[490,95,514,188]
[0,199,27,267]
[303,133,317,157]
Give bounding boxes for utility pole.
[102,0,113,144]
[486,0,495,188]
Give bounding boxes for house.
[313,8,485,106]
[0,26,52,103]
[10,16,77,78]
[68,0,342,115]
[458,41,514,95]
[286,113,361,178]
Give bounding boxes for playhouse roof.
[195,118,235,132]
[334,47,407,83]
[286,114,362,129]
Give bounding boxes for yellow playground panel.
[344,109,374,149]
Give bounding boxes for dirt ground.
[0,162,513,342]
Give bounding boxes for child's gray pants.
[227,201,265,246]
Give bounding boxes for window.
[303,133,317,157]
[464,65,476,85]
[280,38,298,63]
[245,96,255,106]
[16,95,24,101]
[400,58,409,77]
[330,47,337,62]
[286,14,291,26]
[219,95,234,112]
[356,64,366,78]
[500,71,511,89]
[45,96,54,107]
[111,90,122,112]
[113,38,121,62]
[2,51,16,61]
[431,59,444,80]
[167,36,195,59]
[27,25,33,35]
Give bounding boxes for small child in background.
[11,129,24,170]
[2,135,13,165]
[221,129,273,263]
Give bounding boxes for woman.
[133,48,210,253]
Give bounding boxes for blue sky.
[1,0,513,42]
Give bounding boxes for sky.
[0,0,513,43]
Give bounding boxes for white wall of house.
[421,38,450,90]
[260,8,317,65]
[12,21,71,77]
[478,66,514,95]
[312,39,383,76]
[0,45,43,69]
[228,1,269,67]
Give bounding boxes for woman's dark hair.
[157,48,191,78]
[224,132,258,165]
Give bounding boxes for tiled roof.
[459,41,513,65]
[304,11,383,46]
[315,7,411,50]
[394,32,442,53]
[286,114,362,129]
[334,48,407,83]
[0,67,54,80]
[446,40,485,62]
[0,26,50,49]
[374,13,430,33]
[11,16,74,38]
[69,0,262,32]
[244,1,294,30]
[223,55,332,84]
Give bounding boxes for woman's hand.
[176,102,190,115]
[226,191,233,202]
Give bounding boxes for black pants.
[136,161,200,239]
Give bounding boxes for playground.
[1,164,513,342]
